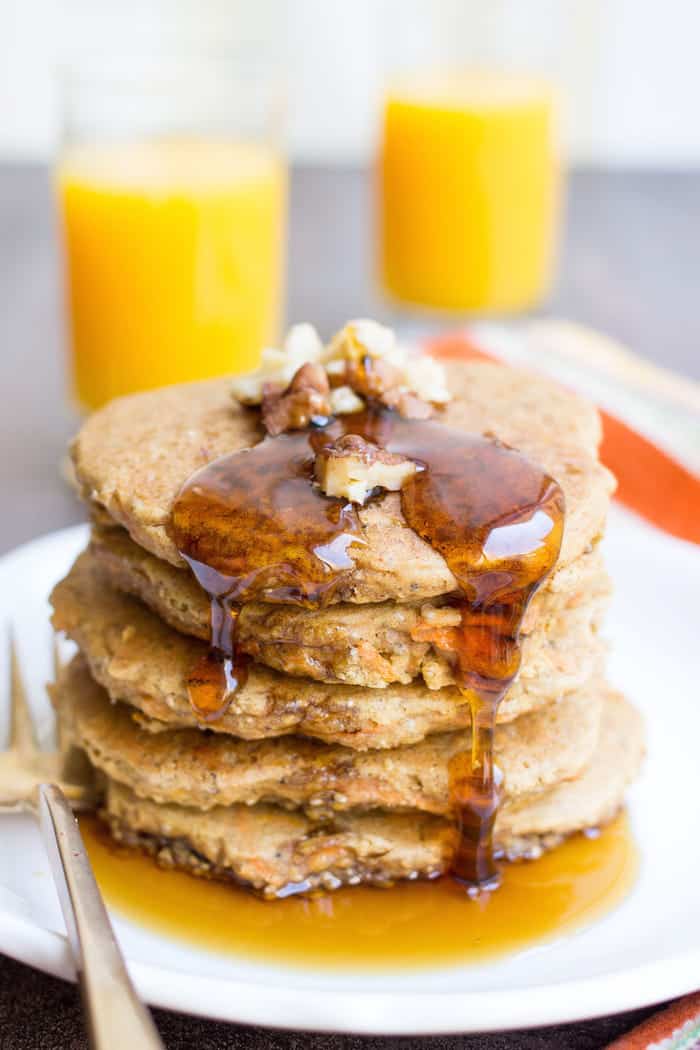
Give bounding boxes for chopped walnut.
[324,320,450,404]
[231,323,323,405]
[342,357,433,419]
[328,385,364,415]
[381,388,434,419]
[315,433,417,504]
[402,356,451,405]
[324,319,404,367]
[324,358,347,382]
[231,318,452,419]
[262,362,331,436]
[344,355,404,400]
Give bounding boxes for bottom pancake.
[100,693,643,897]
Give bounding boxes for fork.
[1,631,165,1049]
[0,633,94,813]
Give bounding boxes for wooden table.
[1,163,697,1048]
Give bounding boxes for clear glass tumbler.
[55,54,287,411]
[378,70,561,314]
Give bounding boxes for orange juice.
[379,72,560,313]
[57,139,287,410]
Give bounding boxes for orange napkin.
[428,332,700,546]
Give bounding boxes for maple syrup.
[172,431,363,721]
[79,813,637,969]
[171,407,564,890]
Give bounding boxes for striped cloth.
[426,320,700,544]
[606,992,700,1049]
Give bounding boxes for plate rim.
[1,521,699,1035]
[3,906,700,1034]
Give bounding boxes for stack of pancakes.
[50,360,644,897]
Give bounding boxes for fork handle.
[39,784,165,1050]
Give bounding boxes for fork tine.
[52,632,68,753]
[52,632,62,682]
[9,629,39,757]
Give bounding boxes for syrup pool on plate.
[80,813,637,970]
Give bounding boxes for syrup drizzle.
[172,432,363,720]
[171,408,564,889]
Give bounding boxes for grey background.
[0,164,697,1047]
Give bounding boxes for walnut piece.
[231,324,323,405]
[381,387,434,420]
[325,321,450,407]
[262,363,331,436]
[231,318,452,420]
[402,355,451,405]
[341,357,433,419]
[344,356,404,400]
[328,385,364,415]
[323,319,401,366]
[315,433,417,504]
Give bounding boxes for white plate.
[1,517,699,1035]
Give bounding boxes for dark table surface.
[0,164,697,1048]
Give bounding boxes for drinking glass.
[378,71,561,314]
[56,54,287,411]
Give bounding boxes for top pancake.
[72,361,615,604]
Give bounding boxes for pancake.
[50,554,606,748]
[89,525,611,689]
[99,692,644,897]
[72,362,615,603]
[54,655,602,816]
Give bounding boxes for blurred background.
[1,0,699,549]
[4,0,700,167]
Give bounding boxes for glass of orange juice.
[379,71,561,314]
[56,56,287,411]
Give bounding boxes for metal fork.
[1,631,165,1049]
[0,633,94,813]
